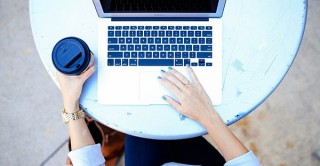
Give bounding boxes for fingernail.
[157,76,162,79]
[92,66,96,71]
[168,67,172,70]
[162,96,167,100]
[160,69,165,73]
[186,64,190,67]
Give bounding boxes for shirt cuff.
[68,144,105,166]
[224,151,260,166]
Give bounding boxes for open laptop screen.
[104,0,218,13]
[93,0,226,18]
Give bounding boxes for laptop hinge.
[111,17,209,21]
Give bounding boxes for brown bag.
[66,115,126,166]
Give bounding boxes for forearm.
[202,112,248,161]
[65,105,95,151]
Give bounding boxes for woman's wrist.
[64,100,80,113]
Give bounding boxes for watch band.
[61,108,85,124]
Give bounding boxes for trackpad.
[139,72,169,104]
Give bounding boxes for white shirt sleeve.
[68,144,105,166]
[224,151,260,166]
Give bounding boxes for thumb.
[80,65,96,82]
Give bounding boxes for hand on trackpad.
[139,71,173,105]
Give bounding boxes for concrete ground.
[0,0,319,165]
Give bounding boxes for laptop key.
[198,26,205,30]
[157,45,163,51]
[166,31,172,37]
[173,31,179,37]
[130,26,137,30]
[171,45,177,51]
[162,38,169,44]
[177,38,183,44]
[175,59,183,66]
[115,31,121,37]
[108,31,114,37]
[108,52,123,58]
[202,31,212,37]
[138,52,145,58]
[124,52,130,58]
[180,31,187,37]
[138,59,174,66]
[122,59,128,66]
[153,26,159,30]
[186,45,192,51]
[191,38,198,44]
[128,45,134,51]
[206,62,213,66]
[108,45,119,51]
[175,52,181,58]
[135,45,141,51]
[148,38,154,44]
[195,31,201,37]
[115,26,122,30]
[140,38,147,44]
[115,59,121,66]
[183,26,190,30]
[119,38,125,43]
[164,45,170,51]
[191,26,197,30]
[201,45,212,51]
[168,52,174,58]
[154,38,160,44]
[190,52,196,58]
[206,38,212,44]
[131,52,137,58]
[146,52,152,58]
[133,38,139,44]
[120,45,126,51]
[123,26,129,30]
[153,52,159,58]
[146,26,152,30]
[107,59,114,66]
[199,38,205,44]
[184,59,191,66]
[159,31,165,37]
[129,59,137,66]
[138,26,144,30]
[122,31,128,37]
[160,52,166,58]
[182,52,188,58]
[206,26,212,30]
[160,26,167,30]
[108,38,118,44]
[197,52,212,58]
[126,38,132,44]
[176,26,182,30]
[142,45,148,51]
[151,31,158,37]
[178,45,185,51]
[108,26,114,30]
[149,45,156,51]
[130,31,136,37]
[144,31,150,37]
[137,31,143,37]
[169,38,176,44]
[191,62,198,66]
[168,26,174,30]
[188,31,194,37]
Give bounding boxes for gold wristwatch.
[61,108,85,124]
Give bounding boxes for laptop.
[92,0,225,105]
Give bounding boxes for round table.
[30,0,307,139]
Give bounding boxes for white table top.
[30,0,307,139]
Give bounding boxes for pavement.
[0,0,319,165]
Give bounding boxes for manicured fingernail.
[92,66,96,71]
[162,96,167,100]
[168,67,172,70]
[160,69,165,73]
[157,76,162,79]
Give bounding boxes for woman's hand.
[159,66,219,125]
[56,66,95,113]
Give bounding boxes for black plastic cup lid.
[52,37,91,75]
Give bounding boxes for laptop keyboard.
[107,25,213,67]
